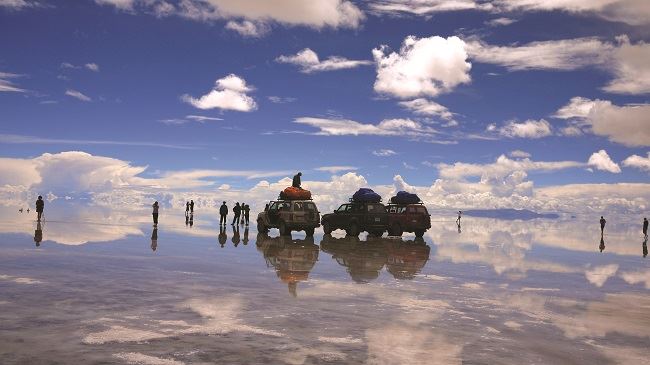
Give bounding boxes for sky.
[0,0,649,214]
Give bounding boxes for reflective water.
[1,202,649,364]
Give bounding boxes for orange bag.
[281,187,312,200]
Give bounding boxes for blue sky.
[0,0,649,210]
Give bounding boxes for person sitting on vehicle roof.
[292,172,302,189]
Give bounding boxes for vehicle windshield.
[293,202,317,211]
[367,204,386,213]
[336,204,350,212]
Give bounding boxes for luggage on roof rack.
[352,188,381,203]
[390,191,421,205]
[279,186,312,200]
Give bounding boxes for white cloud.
[0,133,193,149]
[182,74,257,112]
[509,150,531,158]
[186,115,223,122]
[398,98,454,121]
[553,97,650,147]
[294,117,437,138]
[620,269,650,289]
[95,0,135,11]
[84,63,100,72]
[314,166,358,173]
[267,96,296,104]
[159,115,223,125]
[373,35,471,99]
[585,264,619,287]
[486,17,517,26]
[497,119,552,139]
[225,20,269,37]
[622,153,650,173]
[602,38,650,94]
[588,150,621,173]
[65,89,92,102]
[368,0,492,15]
[0,71,25,93]
[373,149,397,157]
[276,48,372,73]
[0,0,39,9]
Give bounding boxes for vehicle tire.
[415,230,425,238]
[323,222,333,234]
[279,220,290,236]
[257,219,268,234]
[389,223,403,236]
[305,227,315,237]
[346,222,359,237]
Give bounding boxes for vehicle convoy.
[321,188,389,237]
[257,199,320,236]
[386,191,431,238]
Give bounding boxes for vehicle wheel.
[257,219,268,234]
[305,227,315,237]
[346,223,359,237]
[415,230,425,238]
[323,222,333,234]
[279,220,290,236]
[389,223,403,236]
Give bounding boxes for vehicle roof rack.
[348,198,382,203]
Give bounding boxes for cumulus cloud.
[65,89,92,102]
[276,48,372,73]
[294,117,437,139]
[622,153,650,173]
[368,0,492,15]
[373,35,471,99]
[398,98,454,122]
[225,20,269,37]
[588,150,621,173]
[602,37,650,94]
[585,264,619,287]
[0,0,40,9]
[437,155,583,181]
[553,97,650,147]
[0,71,26,93]
[314,166,358,173]
[181,74,257,112]
[496,119,552,139]
[373,149,397,157]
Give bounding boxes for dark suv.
[321,201,389,237]
[257,200,320,236]
[386,203,431,237]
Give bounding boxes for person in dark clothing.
[232,202,241,225]
[243,204,250,225]
[219,201,228,226]
[152,201,159,225]
[643,217,648,238]
[599,236,605,252]
[292,172,302,189]
[456,210,462,225]
[218,225,227,248]
[190,200,194,213]
[185,201,190,215]
[600,216,606,234]
[34,222,42,247]
[151,226,158,251]
[35,196,44,221]
[240,203,247,225]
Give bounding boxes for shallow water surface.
[1,204,649,364]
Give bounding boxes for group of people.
[219,201,251,226]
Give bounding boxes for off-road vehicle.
[257,200,320,236]
[386,202,431,238]
[320,201,389,237]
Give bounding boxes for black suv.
[321,201,389,237]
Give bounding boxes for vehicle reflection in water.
[33,221,43,247]
[256,233,319,297]
[320,234,431,282]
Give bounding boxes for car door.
[334,204,351,227]
[267,202,280,225]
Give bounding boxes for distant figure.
[151,227,158,251]
[240,203,247,225]
[643,238,648,258]
[600,216,606,234]
[643,217,648,238]
[218,225,227,248]
[189,214,194,227]
[35,196,44,221]
[599,236,605,252]
[232,225,241,247]
[185,201,190,215]
[242,203,250,225]
[456,210,462,225]
[190,200,194,213]
[19,208,23,213]
[243,226,249,245]
[26,208,30,213]
[457,221,461,234]
[232,202,241,225]
[219,201,228,226]
[292,172,302,189]
[152,201,159,225]
[34,222,43,247]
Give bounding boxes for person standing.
[190,200,194,213]
[35,196,44,221]
[185,201,190,215]
[240,203,247,225]
[232,202,241,225]
[219,201,228,226]
[152,201,159,225]
[243,204,250,226]
[643,217,648,238]
[456,210,462,225]
[292,172,302,189]
[600,216,606,235]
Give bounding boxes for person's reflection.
[33,222,43,247]
[256,233,319,297]
[232,225,241,247]
[599,234,605,252]
[320,234,387,283]
[151,226,158,252]
[218,225,227,248]
[189,213,194,228]
[386,238,431,280]
[457,221,461,234]
[185,213,189,226]
[643,238,648,258]
[242,227,249,245]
